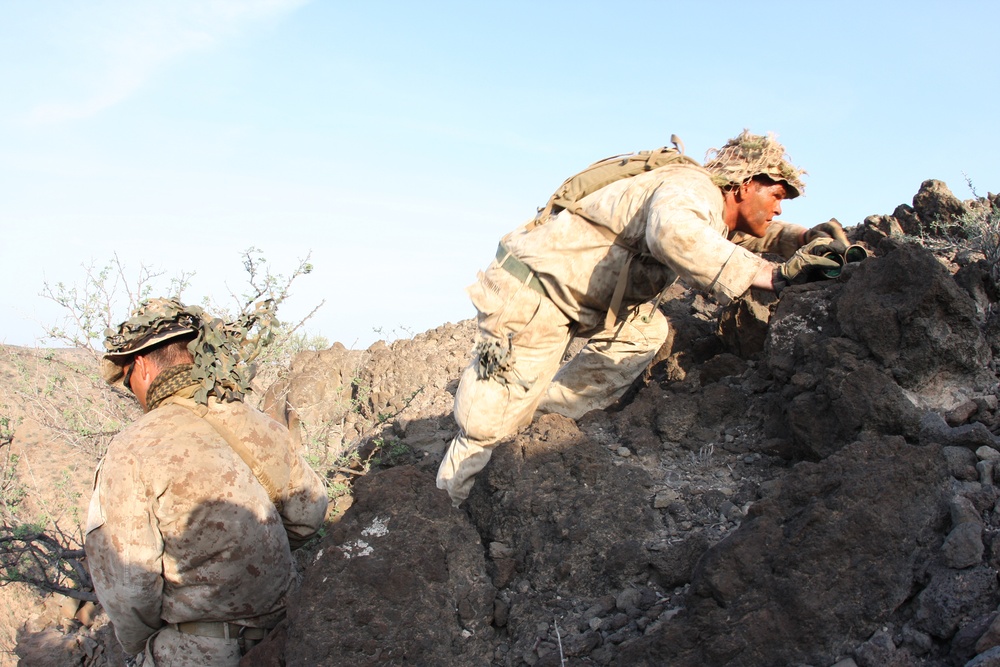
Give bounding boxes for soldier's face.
[734,180,787,237]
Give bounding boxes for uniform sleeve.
[645,180,768,305]
[84,452,165,656]
[730,220,807,259]
[280,448,328,549]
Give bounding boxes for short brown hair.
[142,335,196,368]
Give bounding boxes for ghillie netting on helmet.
[704,129,807,198]
[103,297,278,405]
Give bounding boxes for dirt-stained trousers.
[436,258,669,505]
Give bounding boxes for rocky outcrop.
[286,466,495,666]
[262,321,474,463]
[272,216,1000,666]
[615,434,950,667]
[765,240,992,460]
[864,179,973,241]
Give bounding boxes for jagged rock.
[861,213,905,245]
[284,466,495,666]
[942,522,985,569]
[699,352,750,385]
[646,532,710,589]
[943,445,979,480]
[13,178,1000,667]
[263,321,475,463]
[761,241,997,461]
[261,342,368,448]
[14,627,84,667]
[894,203,922,236]
[921,411,999,450]
[951,611,998,664]
[912,179,968,235]
[836,242,992,401]
[239,619,287,667]
[612,436,949,667]
[976,614,1000,654]
[968,646,1000,667]
[717,291,777,359]
[948,399,981,426]
[652,390,698,443]
[954,260,1000,317]
[914,565,999,640]
[647,283,723,383]
[467,415,657,596]
[852,627,903,667]
[767,273,928,458]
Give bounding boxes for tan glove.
[803,218,849,252]
[773,238,844,292]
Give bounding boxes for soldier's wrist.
[772,267,788,295]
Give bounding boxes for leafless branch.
[0,522,96,602]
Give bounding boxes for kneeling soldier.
[86,298,328,666]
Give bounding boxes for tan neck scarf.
[147,363,198,412]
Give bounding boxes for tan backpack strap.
[558,203,641,328]
[605,252,635,330]
[528,142,698,326]
[162,396,283,507]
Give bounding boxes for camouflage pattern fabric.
[103,297,277,405]
[85,386,328,661]
[703,129,806,197]
[145,363,197,411]
[500,163,805,332]
[435,268,670,505]
[436,263,575,505]
[141,628,243,666]
[535,300,670,420]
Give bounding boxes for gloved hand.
[802,218,849,253]
[773,238,843,292]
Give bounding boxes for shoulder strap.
[161,396,283,508]
[536,138,698,225]
[532,137,698,328]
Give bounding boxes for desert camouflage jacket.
[500,162,806,331]
[85,390,328,655]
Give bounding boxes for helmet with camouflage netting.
[703,130,806,198]
[102,297,276,405]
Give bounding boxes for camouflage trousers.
[138,626,253,666]
[436,261,669,505]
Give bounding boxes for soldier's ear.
[133,354,156,383]
[731,181,747,202]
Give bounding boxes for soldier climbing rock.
[437,130,847,505]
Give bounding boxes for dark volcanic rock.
[285,466,495,666]
[467,414,657,596]
[836,242,991,396]
[915,565,999,641]
[613,435,950,667]
[263,321,474,467]
[765,242,990,459]
[466,414,664,666]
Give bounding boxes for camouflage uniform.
[437,160,808,504]
[85,300,328,665]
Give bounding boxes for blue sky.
[2,1,998,349]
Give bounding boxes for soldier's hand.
[803,218,849,253]
[776,238,843,287]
